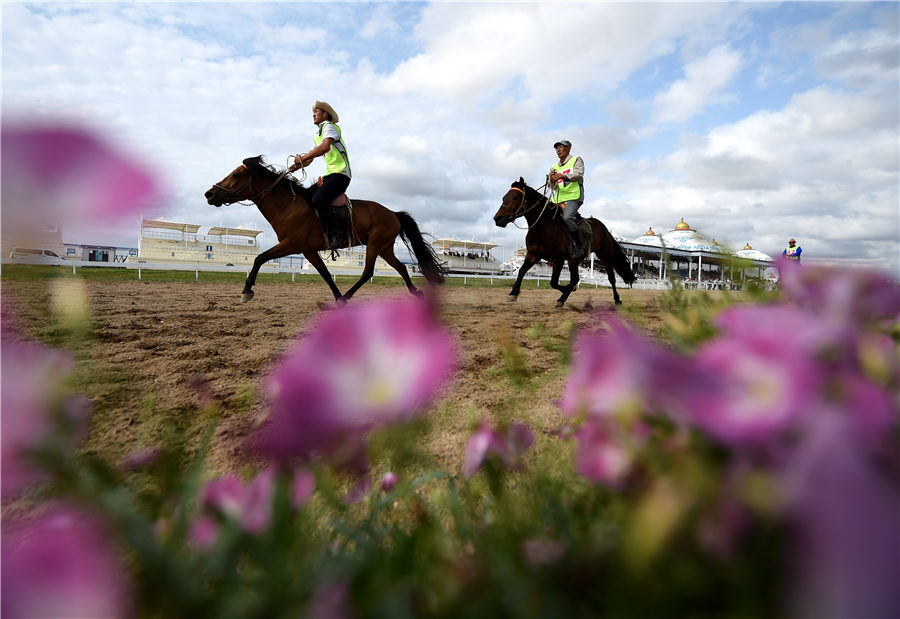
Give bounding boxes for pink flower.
[778,260,900,327]
[292,468,316,507]
[1,337,77,498]
[463,420,535,477]
[681,305,837,446]
[781,412,900,618]
[255,297,456,461]
[198,466,278,536]
[189,516,220,549]
[561,315,684,419]
[573,418,634,487]
[192,466,316,546]
[829,370,898,449]
[1,122,160,239]
[380,471,398,493]
[1,506,130,618]
[345,475,372,504]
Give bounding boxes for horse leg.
[549,260,575,308]
[242,241,294,302]
[508,256,538,301]
[557,259,581,307]
[379,245,424,299]
[340,244,380,302]
[304,251,344,301]
[606,260,622,304]
[596,248,621,304]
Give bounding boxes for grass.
[0,264,549,289]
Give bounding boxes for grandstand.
[432,237,502,275]
[129,218,264,267]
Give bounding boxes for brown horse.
[205,156,446,303]
[494,177,635,306]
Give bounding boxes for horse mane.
[512,177,545,203]
[254,156,317,203]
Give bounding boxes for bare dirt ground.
[3,277,671,477]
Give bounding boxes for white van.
[8,248,68,264]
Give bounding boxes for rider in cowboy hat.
[290,100,352,248]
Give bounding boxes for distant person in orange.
[783,238,802,262]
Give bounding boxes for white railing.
[3,258,732,290]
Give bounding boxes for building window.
[206,245,213,252]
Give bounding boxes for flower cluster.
[463,420,535,478]
[189,466,316,547]
[561,261,899,617]
[254,296,457,470]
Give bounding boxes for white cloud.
[652,45,743,125]
[1,3,897,275]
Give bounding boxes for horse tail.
[590,217,636,286]
[396,211,447,285]
[612,239,636,285]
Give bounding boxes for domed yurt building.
[612,218,774,289]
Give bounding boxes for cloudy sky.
[3,2,898,273]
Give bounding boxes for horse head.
[205,156,265,206]
[493,177,529,228]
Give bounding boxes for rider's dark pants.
[561,200,582,235]
[311,173,350,212]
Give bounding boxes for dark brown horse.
[205,156,446,303]
[494,177,635,306]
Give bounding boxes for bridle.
[211,163,295,206]
[503,182,554,229]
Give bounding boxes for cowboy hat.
[312,100,339,123]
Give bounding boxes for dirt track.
[2,277,668,475]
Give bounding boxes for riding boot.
[319,208,347,250]
[568,227,585,259]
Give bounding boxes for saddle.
[567,219,592,261]
[553,207,592,260]
[317,195,353,252]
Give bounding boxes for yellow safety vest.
[551,156,583,203]
[315,122,351,177]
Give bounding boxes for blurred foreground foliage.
[2,269,897,619]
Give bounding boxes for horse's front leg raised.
[241,241,294,302]
[508,256,538,302]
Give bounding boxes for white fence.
[4,258,719,291]
[1,258,641,288]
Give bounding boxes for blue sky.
[3,2,898,274]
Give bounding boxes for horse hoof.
[506,295,518,303]
[556,301,565,308]
[241,292,255,303]
[412,289,425,299]
[615,299,623,305]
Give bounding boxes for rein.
[508,182,554,230]
[212,164,295,206]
